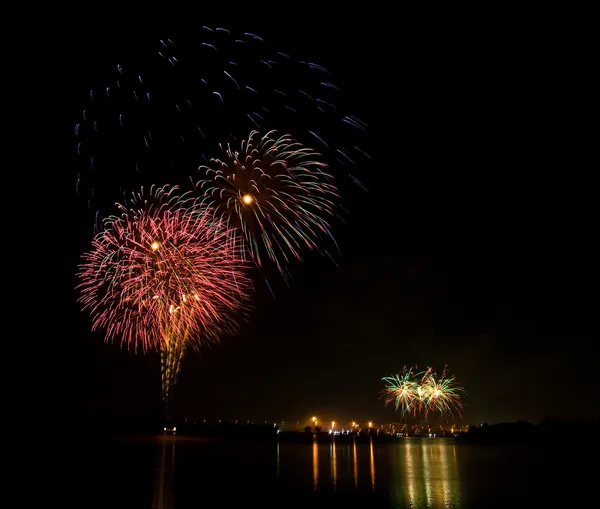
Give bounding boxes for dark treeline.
[459,417,599,444]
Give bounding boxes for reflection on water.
[102,434,590,508]
[353,440,358,489]
[312,436,319,491]
[310,436,377,494]
[152,436,176,509]
[406,437,416,504]
[370,437,376,491]
[422,441,431,503]
[148,435,456,507]
[276,441,280,479]
[397,439,460,508]
[330,437,337,490]
[302,436,460,506]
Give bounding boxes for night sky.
[70,17,597,428]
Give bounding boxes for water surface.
[80,435,591,508]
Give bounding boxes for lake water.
[79,434,592,508]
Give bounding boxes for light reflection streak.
[439,442,450,505]
[398,439,460,508]
[369,437,376,491]
[453,444,460,502]
[353,439,358,489]
[422,441,432,505]
[331,437,337,490]
[276,441,280,478]
[171,437,175,468]
[152,436,175,509]
[312,436,319,491]
[405,440,417,506]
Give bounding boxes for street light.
[368,421,373,428]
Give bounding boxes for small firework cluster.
[382,366,464,419]
[76,28,368,406]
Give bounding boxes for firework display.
[194,130,338,275]
[77,185,251,353]
[75,27,368,410]
[382,365,464,418]
[74,27,368,225]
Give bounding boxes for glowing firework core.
[151,241,160,251]
[241,194,254,205]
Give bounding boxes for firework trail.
[161,338,185,407]
[382,365,464,419]
[74,28,368,226]
[193,129,338,276]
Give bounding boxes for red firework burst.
[77,185,251,352]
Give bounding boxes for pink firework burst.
[77,185,251,352]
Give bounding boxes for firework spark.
[382,365,464,419]
[194,130,339,274]
[420,366,465,418]
[74,28,368,223]
[381,366,421,417]
[76,185,251,353]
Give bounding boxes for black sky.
[70,16,598,427]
